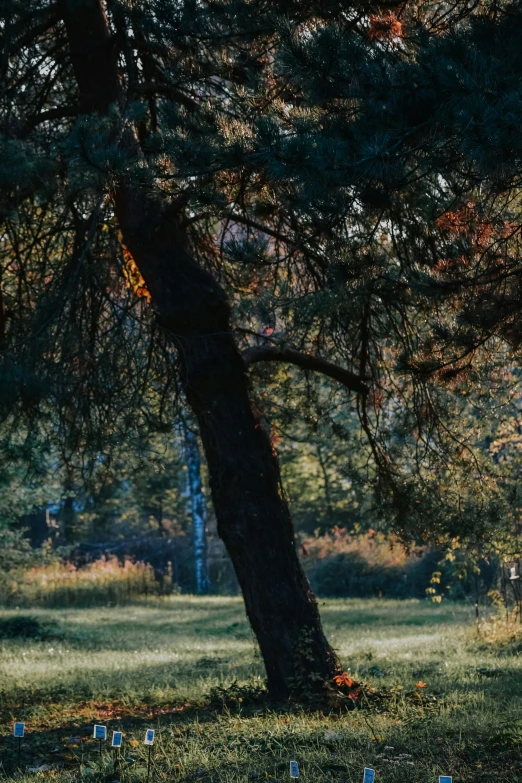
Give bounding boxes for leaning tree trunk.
[180,334,339,695]
[61,0,341,698]
[115,209,341,697]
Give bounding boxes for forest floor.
[0,597,520,783]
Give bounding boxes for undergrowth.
[0,558,169,608]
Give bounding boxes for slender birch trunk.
[182,422,210,595]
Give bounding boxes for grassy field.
[0,597,520,783]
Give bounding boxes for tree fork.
[60,0,341,697]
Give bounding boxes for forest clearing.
[0,598,520,783]
[3,4,522,782]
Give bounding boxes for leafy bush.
[0,615,59,639]
[0,527,51,570]
[206,679,268,708]
[0,556,174,607]
[301,529,439,598]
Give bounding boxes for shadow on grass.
[1,674,521,782]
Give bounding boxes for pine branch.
[243,345,368,394]
[26,105,80,131]
[225,210,328,271]
[1,6,60,55]
[133,82,198,112]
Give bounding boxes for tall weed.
[0,557,173,607]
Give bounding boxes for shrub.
[300,528,438,599]
[0,556,172,607]
[0,615,59,639]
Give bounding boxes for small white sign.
[93,725,107,740]
[144,729,155,746]
[439,778,452,783]
[13,723,25,738]
[363,769,375,783]
[111,732,123,748]
[290,761,299,779]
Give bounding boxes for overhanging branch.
[133,81,198,112]
[26,105,80,131]
[243,346,368,395]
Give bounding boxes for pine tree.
[2,0,521,697]
[0,0,362,697]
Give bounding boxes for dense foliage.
[3,0,522,691]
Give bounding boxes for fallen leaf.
[333,672,354,688]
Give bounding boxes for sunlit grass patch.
[0,597,520,782]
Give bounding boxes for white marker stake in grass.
[439,777,453,783]
[145,729,155,781]
[363,768,375,783]
[94,725,107,740]
[112,732,123,748]
[94,725,107,758]
[111,731,123,772]
[13,722,25,767]
[290,761,299,779]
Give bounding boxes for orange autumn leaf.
[368,13,403,40]
[416,681,427,688]
[334,671,354,688]
[435,204,494,250]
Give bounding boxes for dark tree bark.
[23,508,50,548]
[60,495,76,543]
[60,0,342,697]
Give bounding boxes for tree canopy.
[2,0,522,696]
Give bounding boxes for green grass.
[0,597,520,783]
